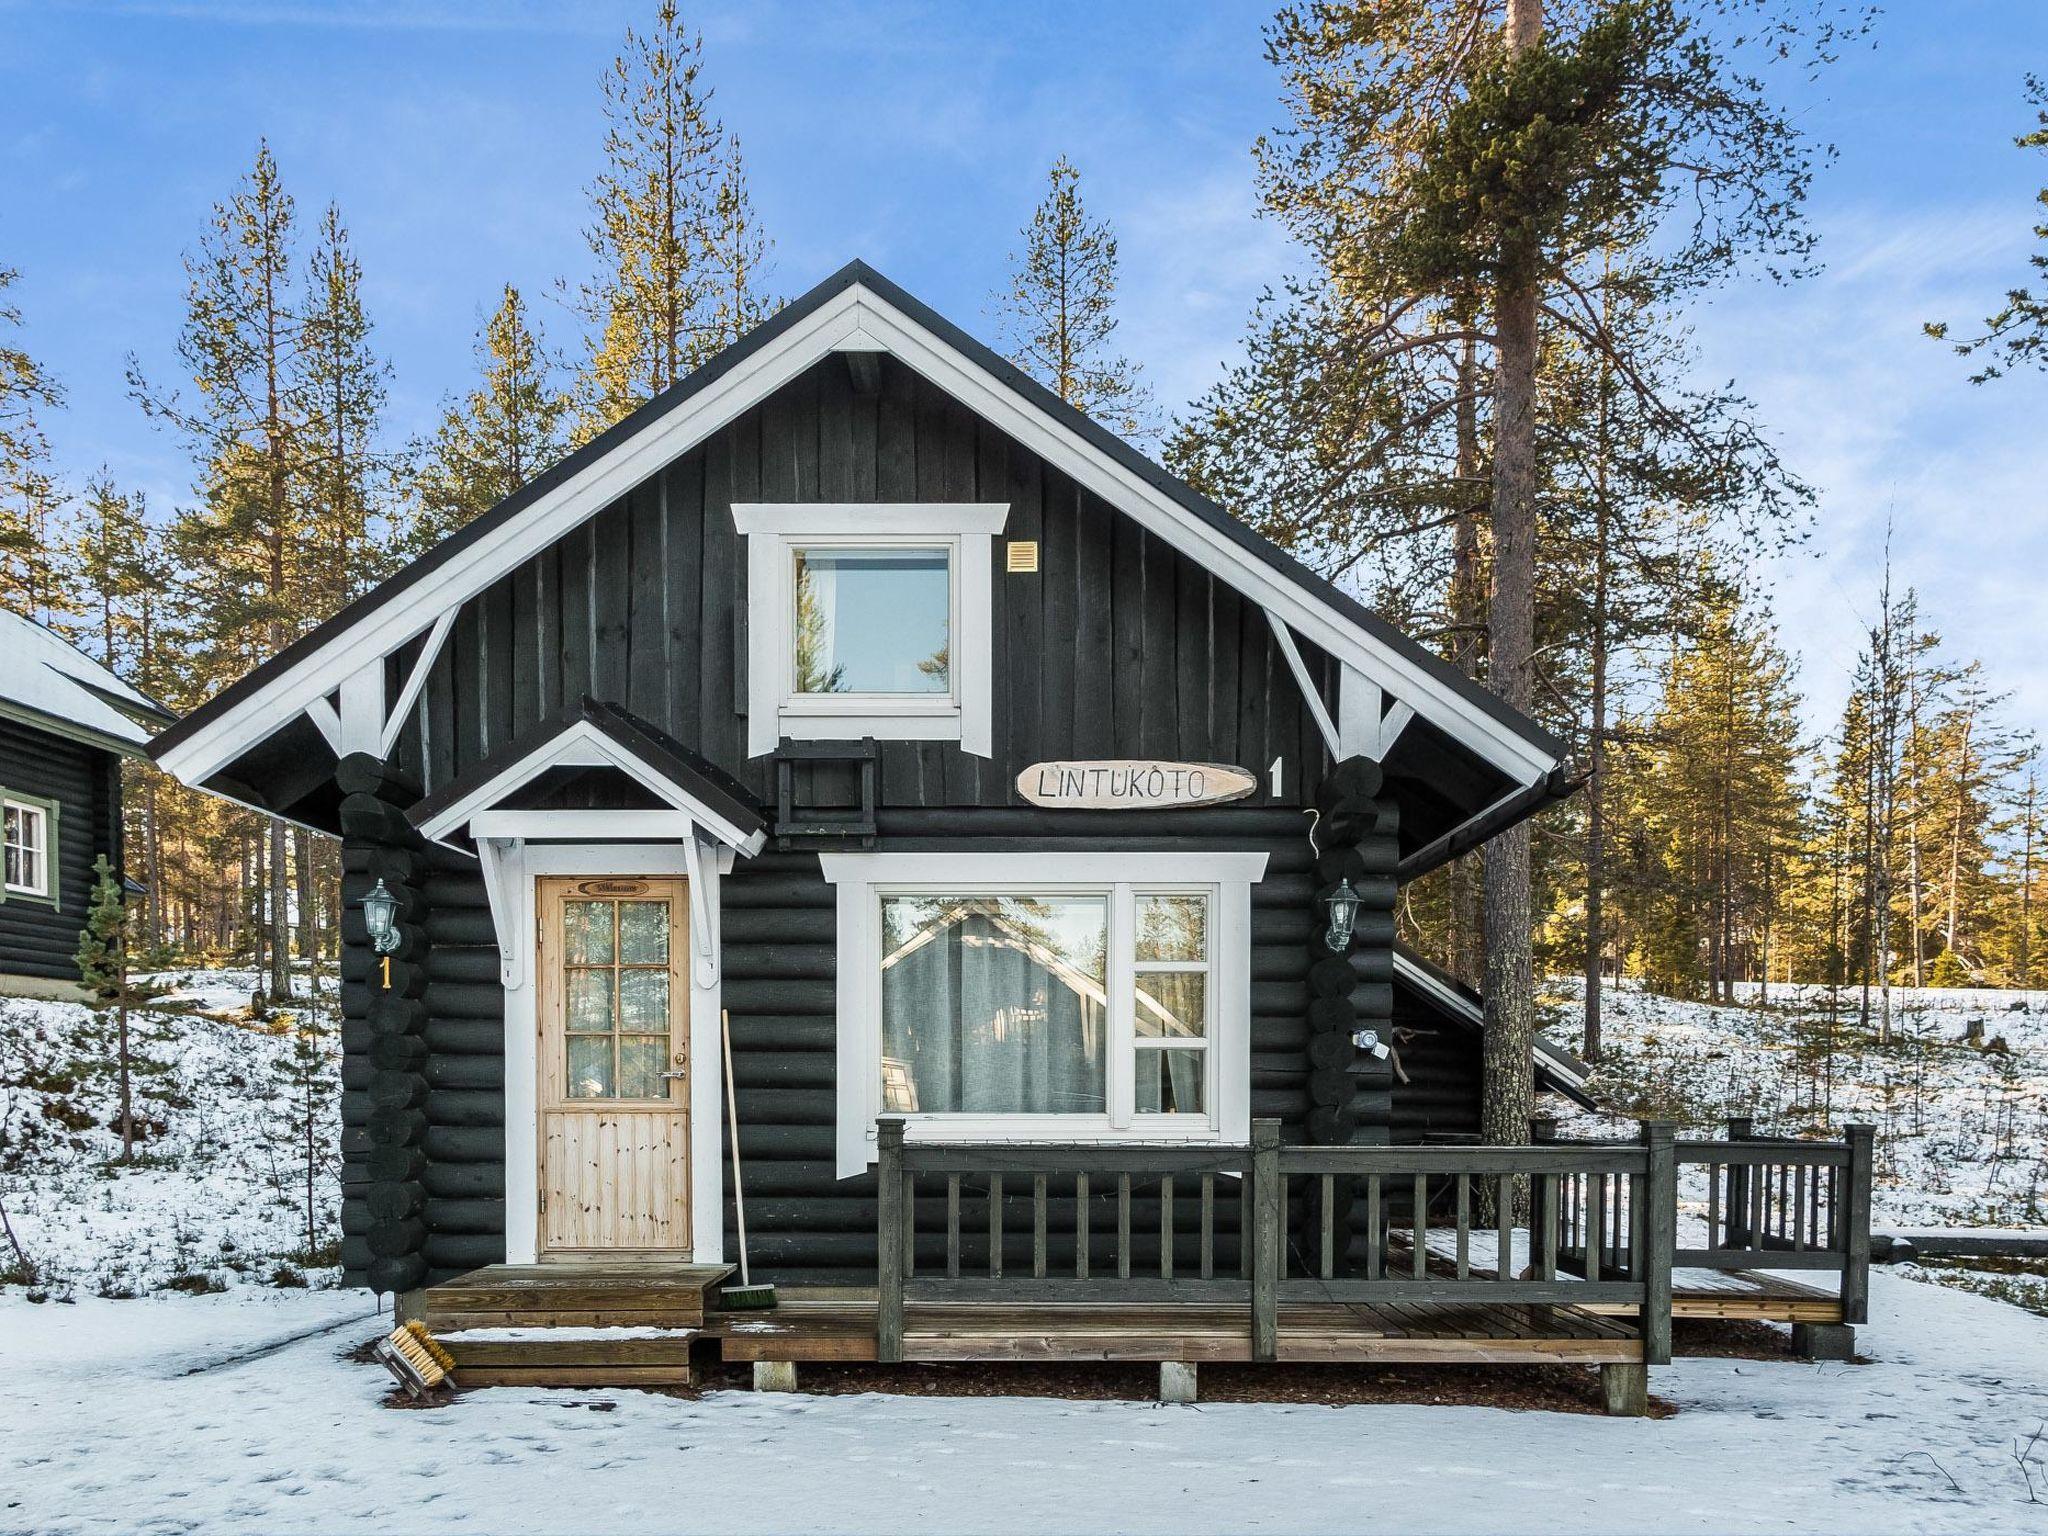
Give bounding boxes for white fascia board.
[416,718,765,853]
[732,502,1010,536]
[158,278,1555,793]
[1392,951,1484,1027]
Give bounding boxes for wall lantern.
[361,878,401,955]
[1323,878,1361,953]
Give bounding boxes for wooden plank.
[453,1364,695,1388]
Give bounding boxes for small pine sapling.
[74,854,140,1163]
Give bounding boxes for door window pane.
[1136,1048,1206,1115]
[619,969,670,1030]
[564,900,614,964]
[618,901,669,964]
[566,970,614,1032]
[566,1036,614,1099]
[793,546,950,695]
[617,1036,667,1099]
[1135,973,1206,1038]
[880,893,1108,1114]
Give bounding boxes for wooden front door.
[536,876,691,1255]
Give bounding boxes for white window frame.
[822,850,1265,1177]
[3,798,51,899]
[735,503,1007,758]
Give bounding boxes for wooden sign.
[1017,760,1258,811]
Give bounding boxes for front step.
[441,1327,700,1388]
[423,1263,734,1332]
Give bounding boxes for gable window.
[3,798,51,899]
[735,503,1007,757]
[825,851,1263,1176]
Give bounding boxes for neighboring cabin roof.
[1392,942,1595,1108]
[0,609,174,758]
[409,697,768,854]
[151,261,1566,812]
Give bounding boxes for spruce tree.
[0,264,71,624]
[994,156,1153,437]
[413,284,573,549]
[1928,75,2047,381]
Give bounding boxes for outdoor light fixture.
[1323,878,1361,952]
[361,878,401,955]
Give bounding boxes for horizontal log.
[370,1072,429,1112]
[425,946,502,985]
[426,907,499,946]
[421,873,491,909]
[367,1217,425,1257]
[367,1146,428,1183]
[422,1161,503,1199]
[425,1089,504,1129]
[723,978,836,1012]
[370,1034,428,1072]
[426,1054,503,1091]
[722,907,835,944]
[422,1232,507,1271]
[424,1197,506,1235]
[367,1108,426,1147]
[723,944,836,981]
[424,981,507,1020]
[367,1182,425,1222]
[422,1124,506,1163]
[425,1018,505,1056]
[368,1253,427,1294]
[340,1234,371,1272]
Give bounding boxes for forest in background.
[1,2,2045,1078]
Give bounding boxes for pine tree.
[295,202,392,613]
[131,140,308,998]
[0,264,71,624]
[994,156,1153,437]
[71,474,153,673]
[412,284,573,549]
[575,1,727,433]
[1928,74,2047,381]
[698,134,775,356]
[74,854,138,1163]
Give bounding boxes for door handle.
[659,1070,687,1081]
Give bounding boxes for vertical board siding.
[396,354,1333,807]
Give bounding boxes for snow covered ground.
[1543,978,2048,1233]
[4,1273,2047,1535]
[0,972,341,1295]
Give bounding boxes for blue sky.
[4,0,2046,752]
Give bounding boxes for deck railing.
[875,1118,1676,1364]
[1677,1117,1874,1324]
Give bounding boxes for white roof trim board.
[0,610,167,755]
[155,266,1563,794]
[413,718,768,857]
[1391,951,1592,1100]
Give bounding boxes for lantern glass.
[1323,878,1360,952]
[362,878,400,955]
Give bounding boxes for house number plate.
[1017,759,1258,810]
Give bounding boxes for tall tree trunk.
[1479,0,1544,1164]
[1582,331,1612,1061]
[268,819,292,998]
[1905,664,1925,986]
[1448,332,1487,985]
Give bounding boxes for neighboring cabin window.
[3,800,49,898]
[825,851,1263,1176]
[792,544,951,697]
[734,504,1007,758]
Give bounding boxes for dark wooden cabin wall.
[0,720,121,982]
[389,355,1337,809]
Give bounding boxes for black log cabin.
[154,262,1875,1403]
[0,610,169,997]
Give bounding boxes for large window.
[826,852,1263,1175]
[3,799,49,899]
[735,503,1007,757]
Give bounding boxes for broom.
[719,1008,776,1309]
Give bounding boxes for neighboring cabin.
[153,262,1587,1296]
[0,610,172,997]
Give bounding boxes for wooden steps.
[443,1330,701,1388]
[424,1263,732,1385]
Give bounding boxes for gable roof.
[150,261,1564,802]
[410,697,767,853]
[0,609,174,757]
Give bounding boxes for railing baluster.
[1586,1174,1603,1283]
[1747,1151,1764,1255]
[1321,1173,1336,1280]
[1117,1173,1132,1281]
[1200,1174,1215,1281]
[946,1173,961,1279]
[1239,1167,1252,1281]
[1793,1163,1807,1250]
[1455,1172,1470,1280]
[903,1170,916,1279]
[1366,1175,1382,1280]
[1161,1175,1175,1281]
[1076,1172,1090,1280]
[1033,1174,1048,1280]
[1495,1173,1512,1284]
[988,1172,1003,1279]
[1540,1173,1558,1280]
[1707,1160,1720,1249]
[1412,1173,1427,1280]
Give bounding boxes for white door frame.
[492,840,729,1265]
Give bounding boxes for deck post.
[1250,1119,1281,1363]
[1159,1361,1198,1404]
[1600,1362,1649,1417]
[876,1117,906,1365]
[1724,1115,1754,1247]
[1640,1120,1675,1367]
[1841,1123,1874,1326]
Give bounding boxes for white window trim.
[3,798,50,898]
[734,503,1007,758]
[821,850,1265,1178]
